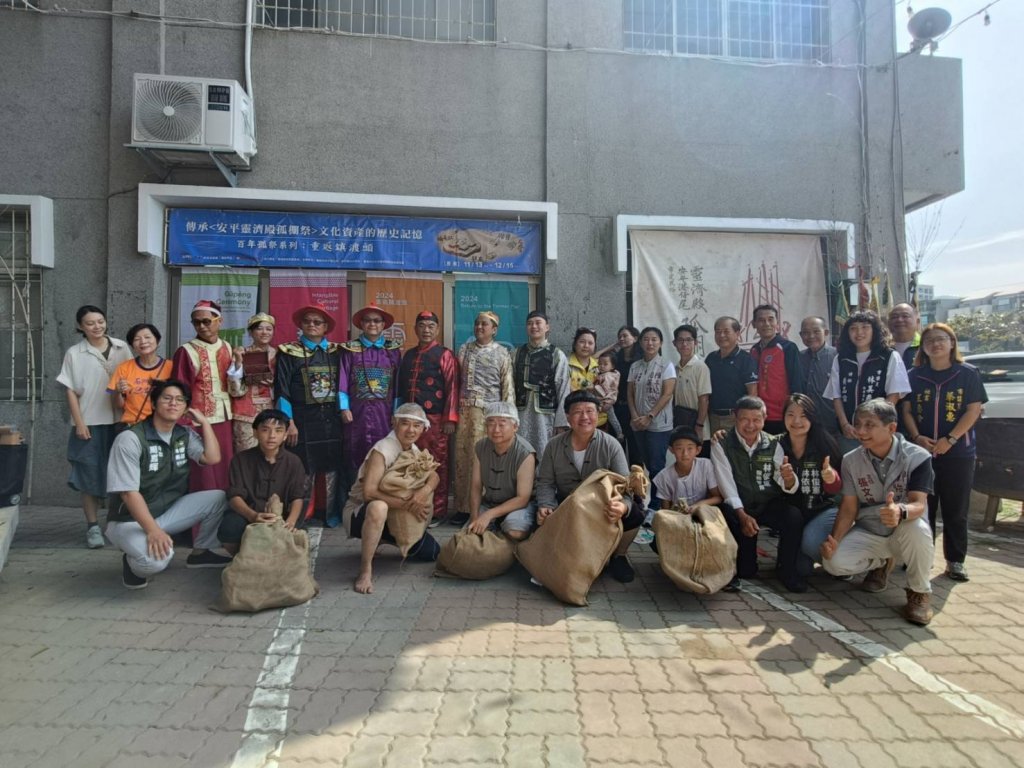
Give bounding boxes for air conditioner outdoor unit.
[131,73,256,164]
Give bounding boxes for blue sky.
[901,0,1023,297]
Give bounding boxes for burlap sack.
[434,528,517,580]
[515,468,638,606]
[651,503,738,594]
[381,449,440,557]
[215,521,319,613]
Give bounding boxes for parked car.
[965,352,1024,511]
[966,351,1024,419]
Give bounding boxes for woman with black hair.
[612,325,642,462]
[567,326,607,430]
[108,323,173,427]
[903,323,987,582]
[627,326,677,511]
[824,310,910,451]
[778,394,843,577]
[57,305,132,548]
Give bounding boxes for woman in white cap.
[228,312,277,452]
[342,403,441,594]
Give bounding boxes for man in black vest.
[710,396,805,592]
[513,310,569,460]
[398,310,460,525]
[105,379,231,589]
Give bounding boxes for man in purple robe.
[339,303,402,489]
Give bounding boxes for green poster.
[454,280,529,350]
[178,269,260,349]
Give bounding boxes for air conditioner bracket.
[127,145,252,188]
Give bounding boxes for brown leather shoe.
[861,557,895,593]
[903,589,933,625]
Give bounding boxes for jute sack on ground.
[651,503,737,594]
[434,528,517,580]
[380,449,440,556]
[215,520,319,613]
[515,468,632,606]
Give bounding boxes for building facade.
[0,0,963,503]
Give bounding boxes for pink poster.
[268,270,349,346]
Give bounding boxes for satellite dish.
[908,8,952,52]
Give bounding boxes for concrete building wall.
[0,0,960,503]
[899,54,965,211]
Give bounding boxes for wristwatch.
[946,434,959,445]
[898,503,909,521]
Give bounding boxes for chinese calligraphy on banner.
[630,231,827,356]
[167,209,542,275]
[365,275,444,352]
[268,270,349,347]
[453,280,530,350]
[178,269,259,350]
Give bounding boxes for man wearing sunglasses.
[171,299,235,493]
[339,303,403,503]
[275,303,345,526]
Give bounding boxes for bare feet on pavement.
[354,571,374,594]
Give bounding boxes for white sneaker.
[529,577,544,587]
[634,527,655,545]
[86,526,104,549]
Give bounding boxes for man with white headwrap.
[467,401,537,541]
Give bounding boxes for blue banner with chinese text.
[166,209,542,275]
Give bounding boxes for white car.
[965,351,1024,419]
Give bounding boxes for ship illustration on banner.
[436,228,525,265]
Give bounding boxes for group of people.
[57,297,986,621]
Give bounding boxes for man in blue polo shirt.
[705,316,758,435]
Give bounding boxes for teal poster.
[454,280,529,350]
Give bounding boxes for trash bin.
[0,443,28,506]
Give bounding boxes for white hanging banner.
[630,230,827,356]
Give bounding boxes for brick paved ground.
[2,505,1023,767]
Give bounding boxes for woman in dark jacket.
[611,325,641,462]
[825,310,910,452]
[778,394,843,577]
[902,323,987,582]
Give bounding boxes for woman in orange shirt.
[107,323,173,426]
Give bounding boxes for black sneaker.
[781,575,809,594]
[723,576,741,593]
[122,555,148,590]
[607,555,635,583]
[186,550,233,569]
[447,512,470,527]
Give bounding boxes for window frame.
[0,204,45,402]
[257,0,498,43]
[623,0,831,64]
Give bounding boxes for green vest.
[108,421,191,522]
[723,430,781,510]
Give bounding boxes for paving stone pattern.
[2,506,1024,767]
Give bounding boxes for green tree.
[949,310,1024,354]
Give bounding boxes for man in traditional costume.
[274,303,344,526]
[172,299,234,492]
[512,310,569,459]
[451,310,514,526]
[339,303,402,491]
[397,310,459,524]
